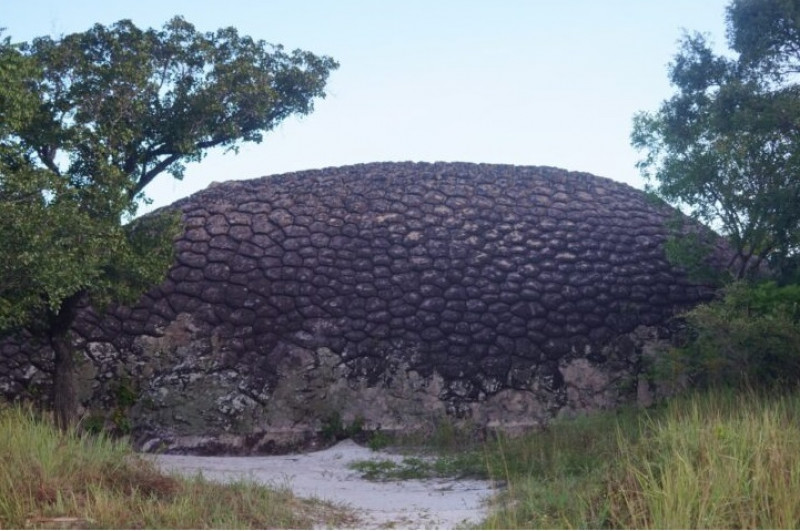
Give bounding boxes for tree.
[0,18,338,429]
[631,0,800,281]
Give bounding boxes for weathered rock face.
[0,162,725,453]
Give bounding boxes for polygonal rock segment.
[0,162,726,451]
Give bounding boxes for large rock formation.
[0,162,725,453]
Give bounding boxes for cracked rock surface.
[0,162,726,453]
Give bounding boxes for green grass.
[349,453,488,481]
[608,389,800,529]
[480,388,800,529]
[351,388,800,528]
[7,387,800,529]
[474,407,643,528]
[0,406,355,529]
[351,418,494,481]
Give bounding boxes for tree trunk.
[50,330,78,431]
[47,291,84,431]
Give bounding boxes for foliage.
[662,215,729,286]
[320,412,365,443]
[726,0,800,79]
[661,281,800,390]
[606,389,800,529]
[0,17,337,331]
[366,429,392,451]
[632,0,800,280]
[0,166,181,331]
[0,405,355,528]
[350,451,489,481]
[481,389,800,529]
[13,17,337,195]
[0,19,337,427]
[350,457,434,481]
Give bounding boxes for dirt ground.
[152,439,497,529]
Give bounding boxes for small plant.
[350,457,440,481]
[114,378,137,408]
[320,412,364,442]
[373,417,483,452]
[350,459,408,481]
[367,429,392,451]
[80,413,106,435]
[111,407,132,434]
[352,451,490,481]
[81,377,139,436]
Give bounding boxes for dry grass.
[0,406,356,529]
[7,388,798,529]
[481,388,800,529]
[608,389,800,529]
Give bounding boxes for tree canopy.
[0,17,338,427]
[632,0,800,280]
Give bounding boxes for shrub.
[665,281,800,389]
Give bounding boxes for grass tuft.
[481,388,800,529]
[7,388,799,529]
[607,389,800,529]
[0,405,355,529]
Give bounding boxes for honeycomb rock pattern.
[1,162,723,453]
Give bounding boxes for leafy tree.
[0,18,338,429]
[631,0,800,280]
[660,281,800,390]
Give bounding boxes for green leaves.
[727,0,800,80]
[16,16,338,196]
[0,165,181,331]
[668,281,800,389]
[632,1,800,280]
[0,17,336,333]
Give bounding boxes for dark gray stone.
[0,162,731,454]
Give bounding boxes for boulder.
[0,162,728,453]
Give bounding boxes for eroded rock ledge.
[0,162,725,453]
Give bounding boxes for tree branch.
[35,145,61,176]
[133,153,182,197]
[132,135,233,197]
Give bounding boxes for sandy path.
[151,439,496,529]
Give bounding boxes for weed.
[320,411,365,442]
[0,405,355,529]
[351,449,489,482]
[480,388,800,529]
[366,429,392,450]
[80,414,106,435]
[349,456,444,481]
[113,377,137,408]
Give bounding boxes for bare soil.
[152,439,496,529]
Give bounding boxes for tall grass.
[482,389,800,529]
[481,407,646,528]
[0,406,354,529]
[6,388,799,529]
[610,389,800,529]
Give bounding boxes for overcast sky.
[4,0,730,214]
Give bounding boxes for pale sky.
[3,0,730,214]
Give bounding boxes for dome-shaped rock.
[1,162,727,453]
